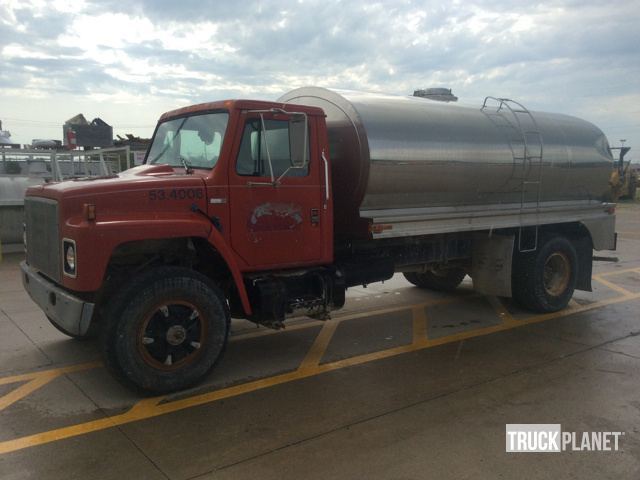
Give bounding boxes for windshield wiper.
[148,117,188,164]
[180,156,194,174]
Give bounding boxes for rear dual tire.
[512,235,577,313]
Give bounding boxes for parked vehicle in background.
[609,144,637,200]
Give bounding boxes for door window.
[236,119,309,178]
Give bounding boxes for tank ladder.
[481,97,544,252]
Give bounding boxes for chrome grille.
[25,197,60,282]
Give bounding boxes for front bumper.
[20,261,95,336]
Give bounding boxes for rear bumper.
[20,261,95,336]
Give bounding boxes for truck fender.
[206,227,252,315]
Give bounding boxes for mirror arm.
[275,168,290,185]
[259,113,275,183]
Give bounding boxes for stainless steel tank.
[278,88,613,236]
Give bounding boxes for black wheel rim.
[137,301,207,371]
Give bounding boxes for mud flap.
[471,234,514,297]
[573,234,593,292]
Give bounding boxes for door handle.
[311,208,320,226]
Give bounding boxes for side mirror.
[289,113,308,168]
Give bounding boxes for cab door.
[228,112,329,269]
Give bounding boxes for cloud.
[0,0,638,155]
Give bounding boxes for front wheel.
[101,267,230,394]
[512,236,578,313]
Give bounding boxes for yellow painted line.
[297,320,339,371]
[229,293,477,343]
[0,265,633,450]
[0,362,102,411]
[0,372,61,411]
[568,299,580,309]
[0,296,469,387]
[619,233,640,240]
[319,292,640,371]
[0,295,471,385]
[563,302,582,316]
[487,296,519,327]
[192,265,638,345]
[596,267,640,278]
[0,361,101,386]
[0,400,165,455]
[230,320,324,342]
[412,306,428,345]
[593,276,636,296]
[1,291,639,455]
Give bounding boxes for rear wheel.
[101,267,229,394]
[512,235,577,313]
[403,267,466,292]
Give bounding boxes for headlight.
[63,239,77,277]
[66,245,75,270]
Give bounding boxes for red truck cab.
[22,100,339,393]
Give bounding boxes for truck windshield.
[147,112,229,169]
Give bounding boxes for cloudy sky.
[1,0,639,159]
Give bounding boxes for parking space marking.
[0,362,101,387]
[568,299,581,309]
[298,320,339,371]
[0,361,101,411]
[230,294,478,344]
[230,319,325,342]
[596,266,640,277]
[412,306,428,345]
[0,373,60,411]
[487,296,518,326]
[0,268,639,455]
[593,275,636,296]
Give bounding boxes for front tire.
[512,235,577,313]
[101,267,229,394]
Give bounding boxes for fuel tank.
[278,88,613,237]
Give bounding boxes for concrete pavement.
[0,202,638,479]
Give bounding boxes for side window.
[236,118,309,178]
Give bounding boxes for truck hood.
[24,164,210,221]
[25,164,205,198]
